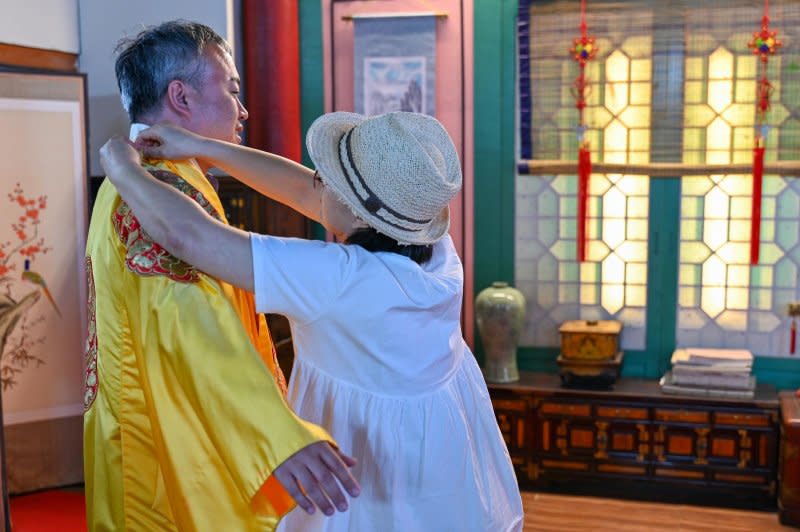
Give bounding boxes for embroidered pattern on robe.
[112,169,223,283]
[83,256,98,411]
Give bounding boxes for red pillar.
[242,0,301,162]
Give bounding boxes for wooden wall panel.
[0,43,77,72]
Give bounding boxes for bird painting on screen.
[22,259,61,318]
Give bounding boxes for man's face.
[184,44,248,144]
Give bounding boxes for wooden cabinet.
[492,394,535,479]
[779,392,800,526]
[489,372,780,509]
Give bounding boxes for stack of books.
[660,348,756,399]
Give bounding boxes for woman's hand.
[99,136,141,179]
[134,123,206,161]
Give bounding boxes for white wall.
[0,0,80,53]
[77,0,236,175]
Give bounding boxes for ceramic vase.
[475,281,525,383]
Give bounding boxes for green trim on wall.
[753,357,800,391]
[644,18,685,379]
[299,0,327,241]
[517,347,559,373]
[644,178,681,377]
[518,347,650,377]
[473,0,518,363]
[518,348,800,390]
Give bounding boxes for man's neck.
[129,121,212,174]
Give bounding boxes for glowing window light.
[517,15,652,350]
[605,51,630,115]
[706,118,732,164]
[701,255,727,319]
[708,48,734,113]
[675,25,797,353]
[591,44,650,317]
[603,120,629,164]
[680,41,756,324]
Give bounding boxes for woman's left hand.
[99,136,141,179]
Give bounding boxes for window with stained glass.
[517,4,653,350]
[517,0,800,358]
[678,3,800,355]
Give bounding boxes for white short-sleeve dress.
[251,234,523,532]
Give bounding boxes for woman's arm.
[137,124,321,222]
[100,137,255,292]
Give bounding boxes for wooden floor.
[522,491,798,531]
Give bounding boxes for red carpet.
[10,490,86,531]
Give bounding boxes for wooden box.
[559,320,622,360]
[557,352,623,389]
[779,391,800,526]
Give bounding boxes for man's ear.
[165,80,192,119]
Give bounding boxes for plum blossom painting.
[0,96,87,426]
[0,183,56,391]
[354,15,437,117]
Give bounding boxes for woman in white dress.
[100,111,524,531]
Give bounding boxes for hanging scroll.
[353,14,437,116]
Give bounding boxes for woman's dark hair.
[346,227,433,265]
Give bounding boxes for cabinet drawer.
[491,398,527,412]
[714,412,770,427]
[655,408,710,424]
[540,402,591,417]
[596,406,648,420]
[714,472,768,485]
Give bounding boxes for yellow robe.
[83,159,331,531]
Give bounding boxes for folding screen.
[0,69,88,494]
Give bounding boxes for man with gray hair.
[84,20,358,531]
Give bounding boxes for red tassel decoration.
[789,304,800,355]
[748,1,780,265]
[577,147,592,262]
[570,0,597,263]
[750,146,764,265]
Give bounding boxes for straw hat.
[306,111,462,245]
